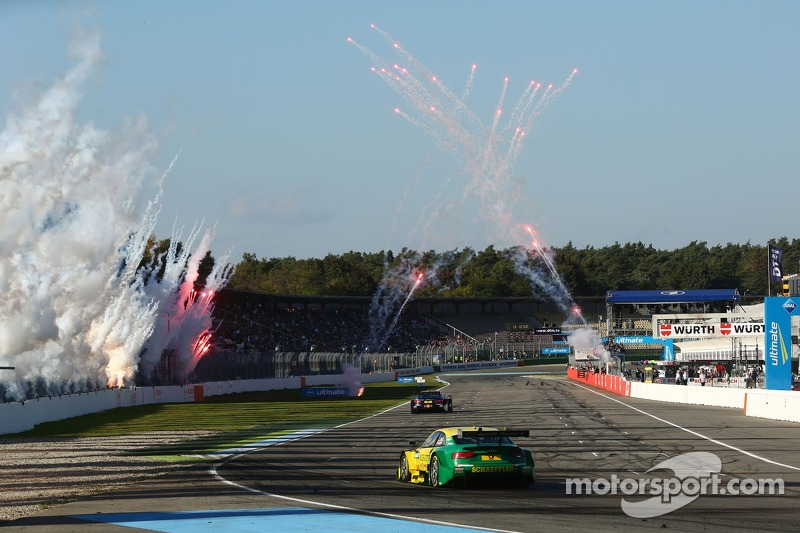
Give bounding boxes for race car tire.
[410,406,417,414]
[398,454,411,482]
[516,475,534,488]
[429,455,441,487]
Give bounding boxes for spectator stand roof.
[605,289,740,304]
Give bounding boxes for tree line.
[222,238,800,298]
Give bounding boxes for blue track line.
[72,507,494,533]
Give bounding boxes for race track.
[8,370,800,532]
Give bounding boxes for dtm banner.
[763,297,798,390]
[768,244,783,282]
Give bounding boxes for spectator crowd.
[210,301,449,355]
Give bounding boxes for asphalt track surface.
[7,369,800,532]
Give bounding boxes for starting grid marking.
[71,507,495,533]
[204,428,325,458]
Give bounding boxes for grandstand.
[203,290,608,373]
[184,287,784,385]
[190,289,769,383]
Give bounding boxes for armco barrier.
[567,368,630,397]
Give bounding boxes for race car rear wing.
[458,428,530,438]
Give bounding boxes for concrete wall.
[628,382,747,409]
[743,390,800,423]
[569,371,800,424]
[0,368,425,436]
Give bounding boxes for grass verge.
[2,374,443,460]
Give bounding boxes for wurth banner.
[764,297,798,390]
[769,244,783,282]
[655,321,765,339]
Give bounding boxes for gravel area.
[0,432,216,523]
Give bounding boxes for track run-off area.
[7,368,800,532]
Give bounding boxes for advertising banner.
[662,339,675,362]
[541,347,571,355]
[768,245,783,282]
[534,327,563,335]
[654,321,765,339]
[301,387,350,398]
[439,360,519,371]
[613,336,663,344]
[763,297,797,390]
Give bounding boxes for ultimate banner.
[763,297,798,390]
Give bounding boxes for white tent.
[674,337,763,362]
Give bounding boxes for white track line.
[210,377,521,533]
[569,382,800,473]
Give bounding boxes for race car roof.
[437,427,530,438]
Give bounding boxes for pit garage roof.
[606,289,740,304]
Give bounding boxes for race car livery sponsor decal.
[471,466,515,473]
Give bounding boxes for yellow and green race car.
[397,426,534,488]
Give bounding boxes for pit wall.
[0,367,433,436]
[568,369,800,424]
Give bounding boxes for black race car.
[410,390,453,414]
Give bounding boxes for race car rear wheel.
[398,454,410,482]
[429,456,441,487]
[516,475,534,488]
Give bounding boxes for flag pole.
[767,244,771,297]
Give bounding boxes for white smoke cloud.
[568,327,609,364]
[0,28,231,400]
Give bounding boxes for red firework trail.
[379,271,425,350]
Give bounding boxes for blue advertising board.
[397,377,415,384]
[541,347,570,355]
[764,297,798,390]
[606,336,674,361]
[301,387,350,398]
[662,339,675,362]
[611,336,662,344]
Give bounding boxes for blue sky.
[2,1,798,261]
